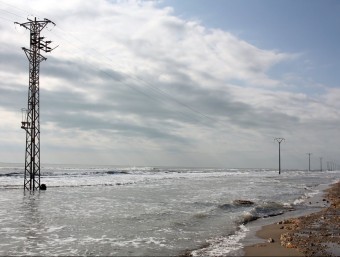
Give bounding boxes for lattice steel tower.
[16,17,56,190]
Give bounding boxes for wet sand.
[244,181,340,256]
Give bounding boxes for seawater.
[0,164,339,256]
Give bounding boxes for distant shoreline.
[243,181,340,256]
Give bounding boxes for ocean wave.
[190,224,248,257]
[0,172,22,177]
[191,200,289,227]
[226,201,290,225]
[239,212,259,224]
[252,201,286,217]
[41,170,130,177]
[0,166,265,179]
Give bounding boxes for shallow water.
[0,164,339,256]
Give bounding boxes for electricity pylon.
[16,18,56,190]
[274,138,285,175]
[307,153,312,171]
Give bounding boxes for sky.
[0,0,339,169]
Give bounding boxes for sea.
[0,163,339,256]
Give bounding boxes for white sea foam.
[305,189,320,198]
[293,198,305,205]
[191,225,249,257]
[46,226,65,233]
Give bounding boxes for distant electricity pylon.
[307,153,312,171]
[320,157,323,172]
[15,17,57,190]
[274,138,285,175]
[327,161,336,171]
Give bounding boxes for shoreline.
[243,181,340,256]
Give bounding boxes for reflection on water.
[20,192,45,254]
[3,192,46,255]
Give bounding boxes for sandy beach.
[244,181,340,256]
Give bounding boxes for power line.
[0,15,12,22]
[31,20,215,126]
[4,3,263,153]
[0,8,25,18]
[99,69,208,126]
[0,0,30,17]
[2,3,233,129]
[53,25,217,124]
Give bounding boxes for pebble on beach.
[279,182,340,257]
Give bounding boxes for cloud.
[0,0,339,167]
